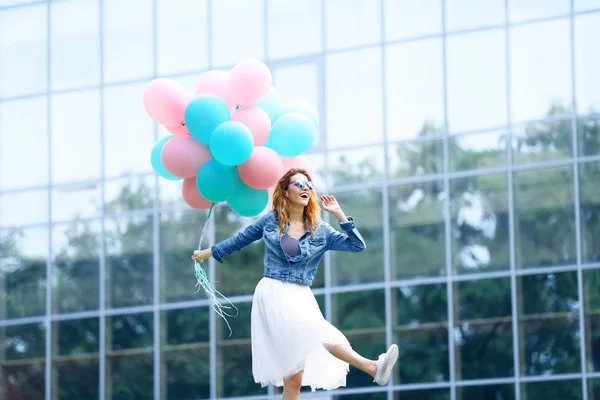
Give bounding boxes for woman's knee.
[283,371,304,391]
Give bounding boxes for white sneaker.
[373,344,399,386]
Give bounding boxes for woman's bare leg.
[327,344,377,377]
[282,370,303,400]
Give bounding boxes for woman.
[192,168,398,398]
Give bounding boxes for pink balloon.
[231,107,271,146]
[162,136,212,178]
[228,59,272,107]
[182,177,213,210]
[165,122,191,136]
[195,70,235,109]
[143,78,188,126]
[238,146,284,190]
[281,155,316,179]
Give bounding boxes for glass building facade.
[1,0,600,399]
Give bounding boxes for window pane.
[328,146,385,187]
[268,0,322,59]
[334,394,387,400]
[162,307,210,399]
[157,0,208,75]
[578,117,600,157]
[50,0,100,90]
[0,4,47,98]
[52,318,100,400]
[514,166,576,269]
[160,209,210,303]
[510,19,572,122]
[575,12,600,115]
[451,174,510,274]
[0,323,45,399]
[576,0,600,11]
[332,289,386,389]
[0,227,47,320]
[580,161,600,263]
[522,379,583,399]
[446,0,505,31]
[326,0,380,50]
[326,48,383,148]
[53,220,101,313]
[272,63,321,148]
[329,189,384,286]
[384,0,442,40]
[103,0,153,83]
[509,0,570,22]
[104,82,156,178]
[105,176,155,214]
[447,29,507,132]
[389,181,446,279]
[0,189,49,227]
[589,379,600,399]
[388,138,444,179]
[450,130,508,172]
[0,96,48,190]
[52,183,101,222]
[397,390,450,400]
[458,385,515,399]
[211,0,264,67]
[51,90,101,184]
[385,39,444,140]
[105,213,153,309]
[108,313,154,399]
[584,268,600,372]
[520,272,581,376]
[512,117,573,165]
[455,278,513,379]
[393,283,449,384]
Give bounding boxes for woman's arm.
[192,211,271,263]
[320,195,366,252]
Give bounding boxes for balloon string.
[194,203,239,337]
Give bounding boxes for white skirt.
[251,277,351,392]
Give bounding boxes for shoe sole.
[377,344,399,386]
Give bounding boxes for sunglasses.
[288,180,314,190]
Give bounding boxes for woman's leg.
[282,370,303,400]
[326,344,377,377]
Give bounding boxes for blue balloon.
[196,160,241,202]
[267,113,317,157]
[150,135,181,181]
[227,183,268,217]
[254,86,281,123]
[210,121,254,166]
[185,94,230,144]
[279,101,319,130]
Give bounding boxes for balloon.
[143,78,188,126]
[227,183,269,217]
[254,86,281,123]
[279,101,319,129]
[162,135,212,178]
[195,70,235,110]
[228,59,272,107]
[238,146,284,190]
[165,122,191,136]
[267,113,317,157]
[150,135,182,181]
[281,155,316,179]
[231,107,271,146]
[182,177,213,210]
[196,160,240,202]
[185,94,231,144]
[209,121,254,166]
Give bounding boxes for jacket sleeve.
[211,211,271,263]
[324,217,367,252]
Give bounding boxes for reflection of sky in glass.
[326,0,380,50]
[385,0,441,40]
[575,0,600,11]
[446,0,504,31]
[0,4,47,97]
[575,13,600,113]
[268,0,322,59]
[0,189,48,227]
[509,0,570,22]
[156,0,208,75]
[52,183,101,222]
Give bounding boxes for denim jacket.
[211,210,366,286]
